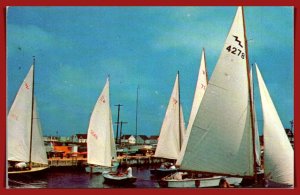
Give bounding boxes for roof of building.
[149,135,159,139]
[76,134,87,139]
[138,135,149,140]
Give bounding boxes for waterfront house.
[75,134,87,143]
[136,135,149,144]
[120,135,136,145]
[146,135,159,145]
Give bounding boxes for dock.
[48,155,166,167]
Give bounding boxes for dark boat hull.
[103,172,137,185]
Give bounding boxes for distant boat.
[151,72,186,177]
[255,64,294,187]
[7,61,49,177]
[85,78,119,173]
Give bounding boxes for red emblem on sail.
[25,83,30,90]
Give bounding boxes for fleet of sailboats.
[7,61,49,176]
[7,6,293,188]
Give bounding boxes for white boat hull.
[160,176,242,188]
[85,162,119,173]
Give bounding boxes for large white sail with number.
[154,73,186,160]
[87,78,116,167]
[7,65,34,162]
[177,49,208,165]
[256,64,294,186]
[179,7,255,176]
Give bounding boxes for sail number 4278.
[226,45,245,59]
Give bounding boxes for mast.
[135,86,139,139]
[28,56,35,169]
[203,48,209,84]
[178,71,181,150]
[114,104,123,144]
[242,6,257,179]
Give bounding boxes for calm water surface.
[8,166,160,189]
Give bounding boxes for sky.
[7,6,294,137]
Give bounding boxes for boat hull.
[150,168,178,178]
[102,172,137,185]
[159,175,242,188]
[8,166,49,180]
[85,162,119,174]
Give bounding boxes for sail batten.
[256,64,294,186]
[179,7,254,176]
[87,78,116,167]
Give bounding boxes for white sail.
[31,97,48,165]
[155,73,185,160]
[250,68,261,167]
[87,78,114,167]
[179,7,255,176]
[256,64,294,186]
[7,65,33,162]
[177,49,208,165]
[110,108,117,159]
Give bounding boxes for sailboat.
[7,61,49,177]
[150,72,186,177]
[255,64,294,187]
[161,6,254,188]
[85,78,119,173]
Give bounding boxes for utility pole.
[119,121,128,143]
[290,120,294,132]
[114,104,123,144]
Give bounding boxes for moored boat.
[85,77,119,173]
[102,171,137,185]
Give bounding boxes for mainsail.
[179,7,255,177]
[154,73,186,160]
[177,49,208,165]
[256,64,294,186]
[87,78,116,167]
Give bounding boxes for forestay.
[177,49,208,165]
[256,64,294,186]
[154,74,186,160]
[179,7,255,176]
[7,65,34,162]
[87,78,115,167]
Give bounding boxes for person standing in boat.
[124,164,133,178]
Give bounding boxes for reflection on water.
[8,166,160,189]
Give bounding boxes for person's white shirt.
[126,167,133,177]
[15,162,27,169]
[169,164,176,169]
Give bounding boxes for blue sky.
[7,6,294,137]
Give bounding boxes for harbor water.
[7,166,160,189]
